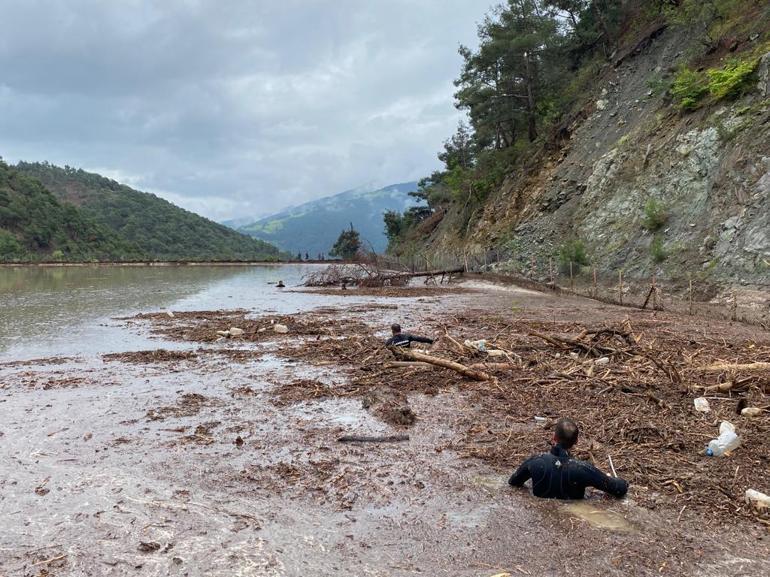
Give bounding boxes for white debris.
[745,489,770,510]
[694,397,711,413]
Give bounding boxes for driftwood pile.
[303,263,463,288]
[127,303,770,527]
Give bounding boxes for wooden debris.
[338,434,410,443]
[702,362,770,372]
[390,347,492,381]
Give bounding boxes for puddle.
[471,474,508,490]
[560,500,635,533]
[446,503,495,529]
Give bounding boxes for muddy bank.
[1,283,769,577]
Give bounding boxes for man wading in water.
[509,417,628,499]
[385,324,434,348]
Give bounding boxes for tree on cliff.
[329,224,361,260]
[455,0,560,146]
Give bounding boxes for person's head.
[553,417,579,449]
[391,323,402,335]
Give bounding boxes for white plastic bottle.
[706,421,740,456]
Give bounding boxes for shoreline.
[0,260,331,268]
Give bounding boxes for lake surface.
[0,264,367,360]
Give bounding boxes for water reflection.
[0,264,320,359]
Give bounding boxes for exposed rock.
[758,52,770,97]
[420,26,770,290]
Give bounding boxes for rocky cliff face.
[427,27,770,294]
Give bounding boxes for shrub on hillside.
[558,239,590,274]
[650,236,668,263]
[707,58,759,100]
[642,198,669,232]
[671,68,709,111]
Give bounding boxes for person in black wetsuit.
[385,324,434,348]
[509,417,628,499]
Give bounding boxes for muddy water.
[1,271,768,576]
[0,265,380,360]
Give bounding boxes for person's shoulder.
[566,456,594,469]
[525,451,553,466]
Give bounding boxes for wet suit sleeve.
[405,333,434,345]
[508,458,533,487]
[580,463,628,498]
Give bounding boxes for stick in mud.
[338,435,410,443]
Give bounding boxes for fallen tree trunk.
[358,267,465,287]
[338,434,410,443]
[390,347,492,381]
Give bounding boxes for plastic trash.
[273,324,289,334]
[745,489,770,511]
[595,357,610,365]
[229,327,244,337]
[693,397,710,413]
[464,339,487,352]
[705,421,740,456]
[740,407,763,417]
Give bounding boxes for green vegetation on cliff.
[387,0,656,256]
[385,0,770,286]
[14,162,282,262]
[0,161,142,262]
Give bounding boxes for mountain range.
[237,182,418,256]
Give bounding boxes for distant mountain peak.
[239,181,418,255]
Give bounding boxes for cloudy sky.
[0,0,492,221]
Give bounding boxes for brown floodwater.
[1,268,768,576]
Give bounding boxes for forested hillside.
[0,161,143,262]
[16,162,282,262]
[385,0,770,292]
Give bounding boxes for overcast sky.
[0,0,492,221]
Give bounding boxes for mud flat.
[1,283,769,576]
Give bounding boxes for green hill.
[15,162,282,262]
[239,182,418,256]
[0,160,143,262]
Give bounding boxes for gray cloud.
[0,0,490,221]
